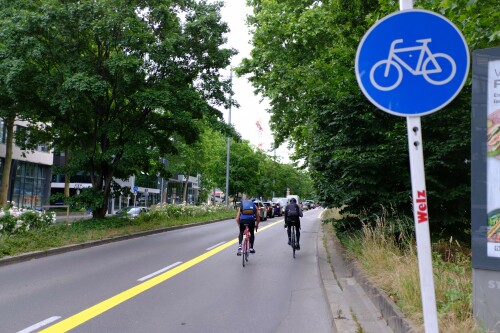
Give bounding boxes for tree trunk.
[95,205,108,218]
[182,167,191,204]
[0,116,15,205]
[93,174,113,218]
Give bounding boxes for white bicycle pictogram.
[369,38,456,91]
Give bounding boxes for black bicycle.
[290,224,297,258]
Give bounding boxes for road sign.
[355,4,471,331]
[355,9,469,116]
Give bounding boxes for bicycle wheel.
[422,53,456,85]
[291,225,296,258]
[245,234,250,263]
[369,59,402,91]
[242,233,247,267]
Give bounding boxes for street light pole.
[159,158,166,205]
[225,70,232,207]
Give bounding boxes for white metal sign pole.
[400,1,439,332]
[407,117,439,332]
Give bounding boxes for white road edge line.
[206,242,225,251]
[137,261,183,282]
[17,316,61,333]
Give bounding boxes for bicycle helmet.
[290,198,297,204]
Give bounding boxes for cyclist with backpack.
[236,199,260,255]
[284,197,303,250]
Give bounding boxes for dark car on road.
[302,201,311,210]
[263,201,274,218]
[253,200,268,221]
[272,202,282,217]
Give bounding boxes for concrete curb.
[319,224,395,333]
[317,224,359,332]
[0,218,228,267]
[319,223,419,333]
[348,261,418,333]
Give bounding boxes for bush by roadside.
[0,202,56,236]
[321,208,480,333]
[0,203,235,258]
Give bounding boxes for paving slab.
[317,223,417,333]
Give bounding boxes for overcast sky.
[213,0,292,163]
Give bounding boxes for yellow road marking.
[40,220,280,332]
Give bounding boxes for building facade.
[0,120,53,208]
[51,151,201,213]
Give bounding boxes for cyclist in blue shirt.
[236,200,260,255]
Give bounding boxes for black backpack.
[287,204,299,217]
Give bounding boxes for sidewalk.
[54,212,92,224]
[317,224,417,333]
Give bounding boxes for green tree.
[166,121,239,203]
[197,127,227,203]
[0,0,236,217]
[0,22,49,205]
[227,140,260,198]
[239,0,499,241]
[255,153,315,200]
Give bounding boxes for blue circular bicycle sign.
[355,9,469,116]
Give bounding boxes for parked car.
[253,200,267,221]
[272,202,282,217]
[273,197,289,215]
[303,200,312,210]
[263,201,274,218]
[116,206,150,218]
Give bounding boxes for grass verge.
[321,208,481,333]
[0,206,236,258]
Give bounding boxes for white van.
[286,195,301,209]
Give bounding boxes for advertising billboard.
[471,47,500,331]
[472,48,500,269]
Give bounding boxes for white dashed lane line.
[17,316,61,333]
[206,242,225,251]
[137,262,183,282]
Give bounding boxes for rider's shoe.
[296,244,300,250]
[237,246,242,256]
[249,248,256,254]
[288,239,291,246]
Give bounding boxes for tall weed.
[324,207,479,332]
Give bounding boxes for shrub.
[0,214,16,235]
[0,202,55,235]
[152,203,232,219]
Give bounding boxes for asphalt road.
[0,209,334,333]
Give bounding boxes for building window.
[0,119,5,144]
[37,144,49,152]
[13,161,48,208]
[15,125,29,147]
